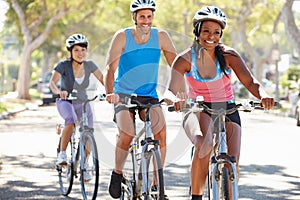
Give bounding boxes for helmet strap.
[71,58,83,65]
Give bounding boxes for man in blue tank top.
[105,0,176,198]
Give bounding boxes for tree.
[281,0,300,64]
[9,0,102,100]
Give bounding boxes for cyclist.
[49,33,104,180]
[105,0,176,198]
[167,6,275,200]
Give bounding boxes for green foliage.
[287,65,300,81]
[2,0,300,98]
[7,63,18,79]
[0,102,7,113]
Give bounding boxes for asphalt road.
[0,101,299,199]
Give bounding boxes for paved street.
[0,101,300,199]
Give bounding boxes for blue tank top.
[114,28,161,98]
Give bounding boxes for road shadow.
[239,164,300,199]
[0,154,82,200]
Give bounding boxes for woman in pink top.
[168,6,275,200]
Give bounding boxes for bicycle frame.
[209,108,238,200]
[121,96,165,199]
[56,94,102,200]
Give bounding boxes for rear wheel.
[57,138,74,196]
[80,132,99,200]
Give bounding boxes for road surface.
[0,101,299,199]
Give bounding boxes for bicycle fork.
[140,140,161,197]
[210,120,238,199]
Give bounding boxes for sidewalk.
[0,92,40,120]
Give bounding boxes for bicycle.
[169,96,277,200]
[54,93,105,200]
[119,95,167,200]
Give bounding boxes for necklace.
[136,26,150,41]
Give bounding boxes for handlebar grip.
[52,94,60,99]
[168,106,175,112]
[274,101,281,108]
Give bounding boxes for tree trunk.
[17,43,32,100]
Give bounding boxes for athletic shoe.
[83,163,93,182]
[56,151,67,165]
[108,170,122,198]
[151,185,169,200]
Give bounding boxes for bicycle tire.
[120,145,142,200]
[143,148,165,200]
[80,132,99,200]
[57,138,74,196]
[221,167,230,200]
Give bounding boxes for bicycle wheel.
[57,138,74,196]
[221,167,230,200]
[80,132,99,200]
[143,148,165,200]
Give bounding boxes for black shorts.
[203,102,241,126]
[113,94,160,123]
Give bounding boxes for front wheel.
[221,167,230,200]
[143,148,165,200]
[80,132,99,200]
[57,138,74,196]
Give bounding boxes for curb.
[0,103,40,120]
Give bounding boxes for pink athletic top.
[185,48,235,103]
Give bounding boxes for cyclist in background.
[167,6,275,200]
[105,0,176,198]
[49,34,104,175]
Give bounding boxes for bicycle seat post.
[219,114,228,154]
[145,108,153,139]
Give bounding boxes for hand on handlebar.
[59,90,68,100]
[260,97,275,110]
[106,93,120,104]
[173,92,188,111]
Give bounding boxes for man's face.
[134,9,154,32]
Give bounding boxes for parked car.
[38,71,57,105]
[295,95,300,126]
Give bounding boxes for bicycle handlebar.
[123,94,167,109]
[52,93,106,102]
[168,99,280,114]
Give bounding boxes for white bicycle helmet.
[66,33,88,51]
[130,0,156,13]
[193,6,227,29]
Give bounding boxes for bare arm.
[49,71,61,95]
[93,69,104,85]
[49,70,67,100]
[104,30,126,103]
[158,30,177,67]
[226,48,274,108]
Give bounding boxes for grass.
[0,101,23,113]
[0,88,41,115]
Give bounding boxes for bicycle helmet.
[130,0,156,13]
[66,33,88,51]
[193,6,227,29]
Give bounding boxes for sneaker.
[83,170,93,182]
[56,151,67,165]
[151,185,169,200]
[109,170,122,198]
[83,163,93,182]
